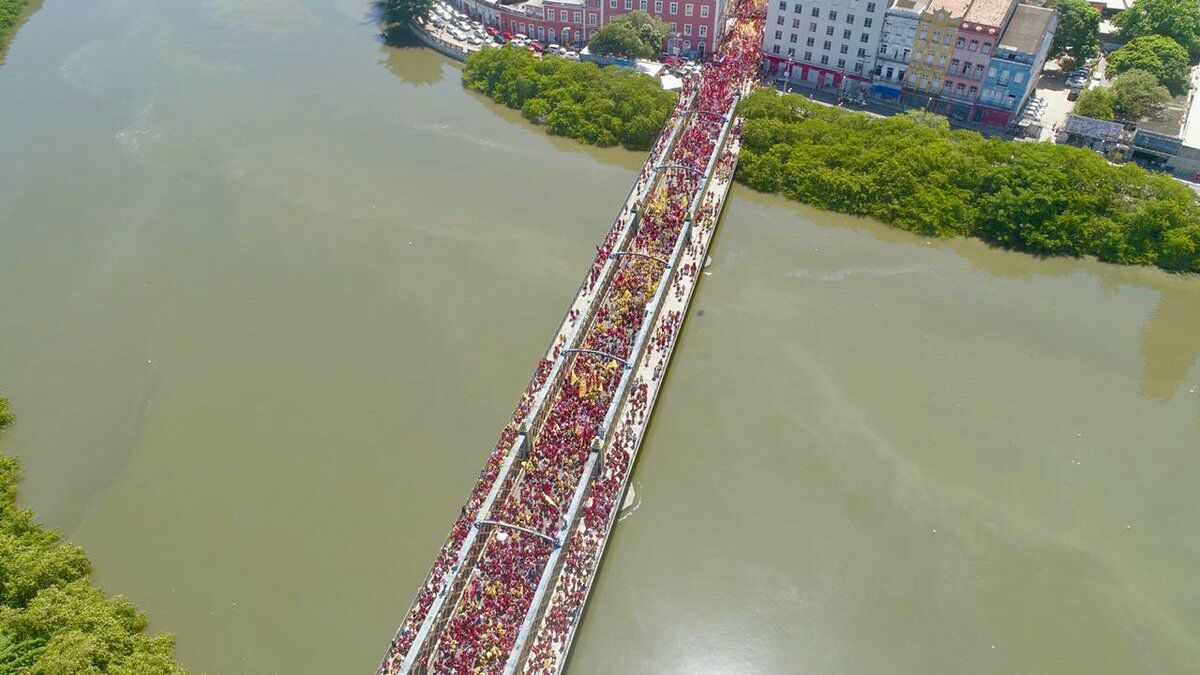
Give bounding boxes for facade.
[873,0,929,100]
[762,0,890,92]
[456,0,727,56]
[901,0,972,106]
[934,0,1016,121]
[978,4,1056,125]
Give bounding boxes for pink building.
[456,0,727,56]
[933,0,1015,122]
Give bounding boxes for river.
[0,1,1197,673]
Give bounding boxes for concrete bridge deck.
[378,4,764,671]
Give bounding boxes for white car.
[564,51,579,60]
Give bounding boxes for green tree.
[1073,86,1117,119]
[1108,34,1192,95]
[1113,0,1200,59]
[0,399,188,674]
[376,0,434,27]
[1049,0,1101,61]
[588,11,668,59]
[898,109,951,131]
[1110,68,1172,119]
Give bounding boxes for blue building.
[976,4,1056,126]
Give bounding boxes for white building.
[762,0,890,92]
[872,0,928,99]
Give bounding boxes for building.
[872,0,930,101]
[455,0,727,57]
[901,0,972,106]
[762,0,891,93]
[977,4,1056,125]
[933,0,1016,120]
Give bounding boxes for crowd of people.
[379,2,764,672]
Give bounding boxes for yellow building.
[902,0,973,104]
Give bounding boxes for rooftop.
[998,4,1055,54]
[964,0,1014,28]
[890,0,931,11]
[924,0,973,18]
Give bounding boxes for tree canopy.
[462,46,676,149]
[1107,34,1192,95]
[1,0,33,57]
[1113,0,1200,59]
[376,0,434,27]
[0,399,188,674]
[1049,0,1101,61]
[587,11,669,60]
[1110,68,1172,119]
[1073,86,1116,120]
[736,89,1200,272]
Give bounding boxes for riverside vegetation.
[1,0,33,57]
[0,398,188,674]
[735,90,1199,272]
[462,47,678,150]
[459,55,1198,272]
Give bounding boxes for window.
[856,47,865,57]
[609,0,616,7]
[683,39,690,49]
[657,1,664,12]
[885,66,893,79]
[684,23,692,35]
[854,61,863,73]
[846,14,854,24]
[828,10,837,21]
[588,12,597,25]
[968,39,978,51]
[699,25,707,37]
[669,2,677,13]
[809,21,816,31]
[843,29,851,39]
[956,37,964,48]
[700,5,708,16]
[987,67,995,78]
[1013,72,1023,84]
[547,9,555,19]
[998,70,1009,85]
[789,33,797,42]
[823,39,831,49]
[777,0,785,8]
[787,46,795,55]
[932,30,939,41]
[859,32,868,43]
[811,7,819,17]
[919,28,928,40]
[826,25,834,35]
[982,41,991,54]
[538,26,545,39]
[837,58,845,68]
[774,29,782,39]
[968,85,977,97]
[806,36,814,46]
[670,22,677,31]
[792,19,800,28]
[772,44,780,54]
[776,16,784,25]
[625,0,632,9]
[974,64,984,77]
[820,54,829,64]
[792,3,801,13]
[866,2,875,11]
[804,50,812,60]
[955,82,964,94]
[863,18,872,28]
[943,33,952,45]
[839,44,848,54]
[685,3,693,16]
[549,28,556,40]
[574,10,582,21]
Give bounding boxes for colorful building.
[933,0,1016,121]
[901,0,972,106]
[977,4,1056,125]
[456,0,728,57]
[873,0,929,100]
[762,0,891,93]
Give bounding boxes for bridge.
[379,3,765,672]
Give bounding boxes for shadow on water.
[378,25,446,87]
[735,185,1200,406]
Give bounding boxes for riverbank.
[736,89,1200,273]
[0,0,36,60]
[0,399,188,673]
